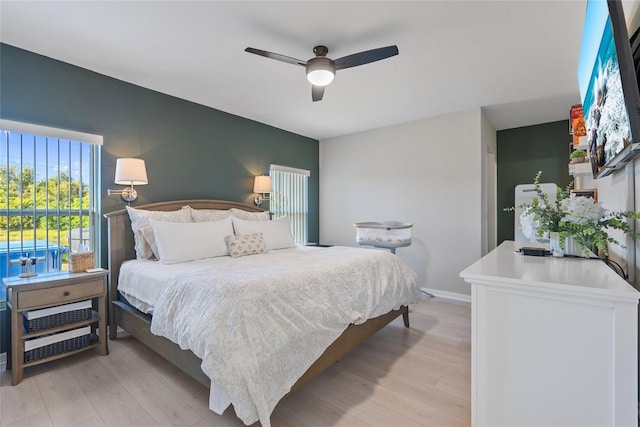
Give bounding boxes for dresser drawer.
[17,279,105,310]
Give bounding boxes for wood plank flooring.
[0,296,471,427]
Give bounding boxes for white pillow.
[150,217,234,264]
[190,208,232,222]
[231,216,295,250]
[126,206,191,259]
[230,208,270,221]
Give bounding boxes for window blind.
[0,121,101,284]
[270,165,310,244]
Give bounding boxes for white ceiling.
[0,0,620,140]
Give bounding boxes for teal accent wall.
[0,43,318,243]
[497,120,572,244]
[0,43,319,353]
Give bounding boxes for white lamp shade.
[114,158,148,185]
[306,57,335,87]
[307,69,335,86]
[253,175,272,193]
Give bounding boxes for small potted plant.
[570,149,588,164]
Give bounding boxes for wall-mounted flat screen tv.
[578,0,640,178]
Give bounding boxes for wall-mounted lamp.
[107,158,148,202]
[254,175,272,206]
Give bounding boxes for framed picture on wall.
[570,104,587,147]
[571,188,598,202]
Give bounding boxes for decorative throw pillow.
[225,233,268,258]
[190,208,232,222]
[150,216,234,264]
[231,216,295,250]
[126,205,191,259]
[230,208,270,221]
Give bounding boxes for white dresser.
[460,241,639,426]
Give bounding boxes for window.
[269,164,310,244]
[0,120,102,300]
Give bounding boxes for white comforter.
[150,246,420,426]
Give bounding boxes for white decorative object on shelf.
[569,162,592,176]
[514,182,557,242]
[10,256,45,278]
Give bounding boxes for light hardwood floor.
[0,296,471,427]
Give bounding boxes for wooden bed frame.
[104,199,409,397]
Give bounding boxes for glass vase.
[549,233,584,258]
[563,234,584,257]
[549,232,564,257]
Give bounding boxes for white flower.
[560,195,606,225]
[520,207,539,241]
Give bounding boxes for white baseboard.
[421,287,471,303]
[0,352,6,372]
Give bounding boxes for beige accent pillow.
[190,208,232,222]
[139,226,159,260]
[225,233,268,258]
[230,208,270,221]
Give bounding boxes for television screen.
[578,0,640,178]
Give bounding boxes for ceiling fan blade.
[312,85,325,102]
[333,45,399,70]
[244,47,306,66]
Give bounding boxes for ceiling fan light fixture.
[307,69,334,86]
[306,57,335,86]
[245,44,399,101]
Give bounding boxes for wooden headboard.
[103,199,265,329]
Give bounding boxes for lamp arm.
[254,193,271,206]
[108,184,138,202]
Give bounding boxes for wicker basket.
[24,307,93,333]
[24,333,92,363]
[69,252,94,273]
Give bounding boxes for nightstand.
[4,270,108,385]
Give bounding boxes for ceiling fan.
[244,44,399,102]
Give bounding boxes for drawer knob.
[63,291,70,296]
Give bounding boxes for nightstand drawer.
[18,279,105,310]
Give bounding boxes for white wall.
[635,161,640,286]
[319,108,487,297]
[481,111,497,255]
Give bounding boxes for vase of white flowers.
[509,171,640,258]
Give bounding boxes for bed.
[104,199,420,426]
